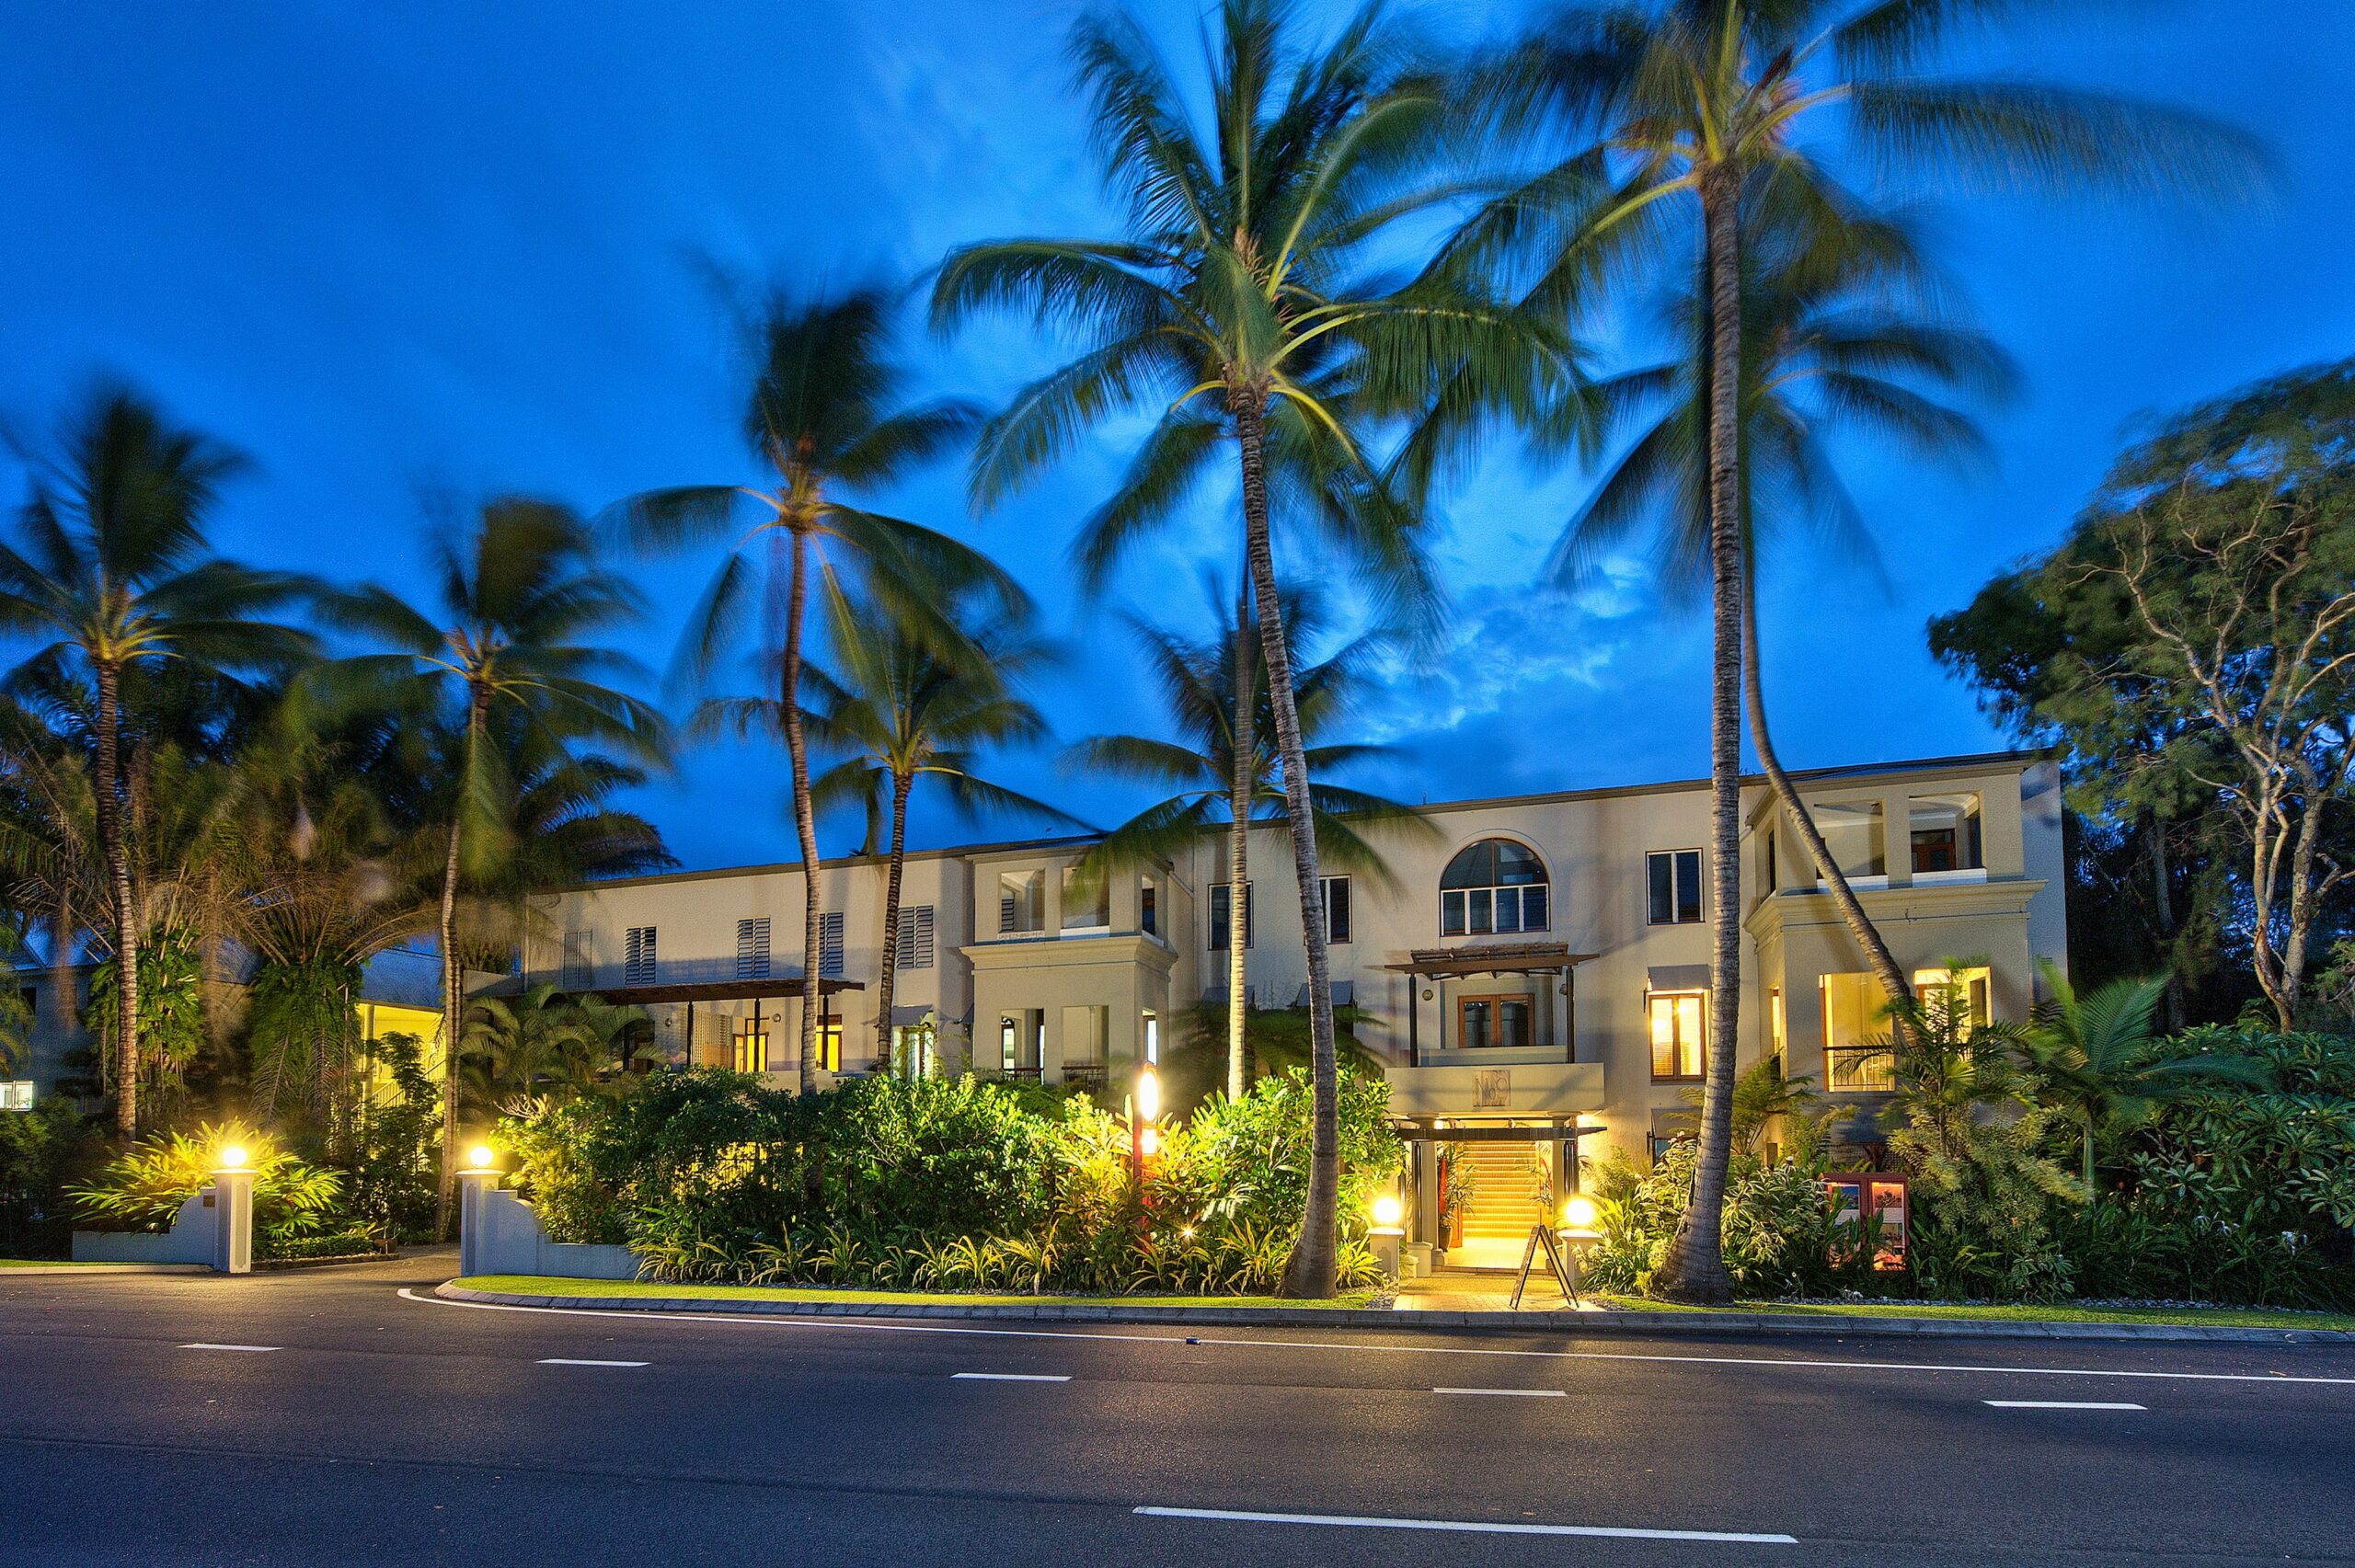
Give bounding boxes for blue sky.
[1,3,2348,872]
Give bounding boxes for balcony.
[536,956,861,1005]
[1384,1059,1604,1119]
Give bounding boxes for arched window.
[1440,839,1550,936]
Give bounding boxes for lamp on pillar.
[1368,1189,1406,1282]
[210,1145,256,1276]
[456,1143,501,1278]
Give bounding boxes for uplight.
[468,1144,495,1169]
[1135,1065,1162,1123]
[1562,1196,1598,1230]
[218,1145,249,1171]
[1372,1193,1404,1228]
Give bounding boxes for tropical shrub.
[338,1033,442,1245]
[0,1095,101,1257]
[68,1122,349,1255]
[1581,1140,1873,1299]
[502,1065,1403,1295]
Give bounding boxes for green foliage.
[87,925,206,1112]
[502,1066,1404,1297]
[339,1033,441,1245]
[68,1121,345,1251]
[245,954,364,1121]
[0,985,30,1080]
[0,1096,102,1257]
[1581,1141,1875,1300]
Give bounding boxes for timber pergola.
[1377,942,1600,1066]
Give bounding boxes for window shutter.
[819,911,845,978]
[736,917,771,979]
[896,905,935,970]
[624,926,657,987]
[561,931,592,990]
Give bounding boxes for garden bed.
[450,1274,1380,1309]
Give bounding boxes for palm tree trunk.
[433,815,464,1237]
[1654,164,1744,1305]
[92,658,138,1143]
[1740,569,1913,1022]
[1226,574,1254,1103]
[875,771,913,1071]
[1228,391,1338,1300]
[782,527,825,1093]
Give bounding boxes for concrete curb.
[0,1263,211,1277]
[431,1282,2355,1345]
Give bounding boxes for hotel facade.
[523,750,2065,1256]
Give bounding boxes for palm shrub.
[1581,1140,1872,1299]
[0,1095,99,1258]
[68,1122,350,1255]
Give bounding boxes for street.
[3,1255,2351,1565]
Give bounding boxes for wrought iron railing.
[1824,1045,1896,1093]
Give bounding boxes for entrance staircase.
[1445,1139,1553,1270]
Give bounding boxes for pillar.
[209,1169,254,1276]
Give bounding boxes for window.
[1648,990,1706,1081]
[998,1011,1041,1072]
[1913,965,1992,1032]
[999,870,1044,934]
[895,905,936,970]
[818,912,845,979]
[1647,850,1703,925]
[1910,794,1983,875]
[1142,1009,1160,1065]
[0,1081,32,1112]
[812,1014,842,1073]
[561,931,592,989]
[1458,994,1533,1049]
[1769,986,1786,1064]
[623,926,658,987]
[1821,973,1896,1091]
[732,1019,768,1074]
[1210,882,1253,950]
[1320,876,1352,944]
[1762,825,1778,894]
[1814,800,1886,878]
[736,917,771,980]
[1140,876,1158,936]
[1061,865,1109,931]
[1440,839,1550,936]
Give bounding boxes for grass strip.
[454,1275,1378,1310]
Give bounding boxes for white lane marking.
[952,1371,1071,1382]
[396,1289,2355,1389]
[1135,1505,1797,1544]
[178,1343,280,1353]
[1984,1400,2145,1410]
[1433,1386,1565,1398]
[536,1358,649,1368]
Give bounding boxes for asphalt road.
[4,1253,2352,1566]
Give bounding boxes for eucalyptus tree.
[0,388,314,1137]
[796,574,1076,1068]
[1558,185,2015,1058]
[614,284,1016,1093]
[1476,1,2260,1301]
[1064,579,1431,1101]
[319,498,665,1229]
[934,0,1568,1297]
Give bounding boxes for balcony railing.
[1060,1061,1108,1093]
[1825,1045,1896,1093]
[549,956,822,992]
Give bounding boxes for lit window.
[1821,973,1896,1091]
[1646,850,1703,925]
[1140,876,1158,936]
[1648,991,1705,1081]
[0,1081,33,1112]
[1142,1009,1160,1065]
[1458,994,1533,1049]
[1769,986,1786,1063]
[1440,840,1550,936]
[812,1014,842,1073]
[1913,966,1992,1032]
[732,1020,768,1074]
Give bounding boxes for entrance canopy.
[1378,941,1600,980]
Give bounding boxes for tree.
[1476,1,2259,1301]
[763,572,1076,1068]
[1560,180,2016,1047]
[1063,579,1431,1100]
[460,982,652,1111]
[614,283,1014,1093]
[934,0,1565,1297]
[2020,958,2267,1196]
[0,387,314,1138]
[318,498,664,1231]
[1936,362,2355,1027]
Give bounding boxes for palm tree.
[614,283,1016,1093]
[2021,959,2266,1196]
[1560,184,2016,1065]
[1064,579,1431,1100]
[1477,2,2260,1301]
[460,981,653,1111]
[933,0,1568,1298]
[0,387,314,1138]
[317,498,665,1230]
[724,572,1079,1069]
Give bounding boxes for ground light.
[468,1144,495,1169]
[1372,1193,1404,1228]
[1562,1196,1598,1230]
[1135,1064,1161,1123]
[218,1145,249,1171]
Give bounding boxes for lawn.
[453,1275,1380,1310]
[1596,1294,2355,1332]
